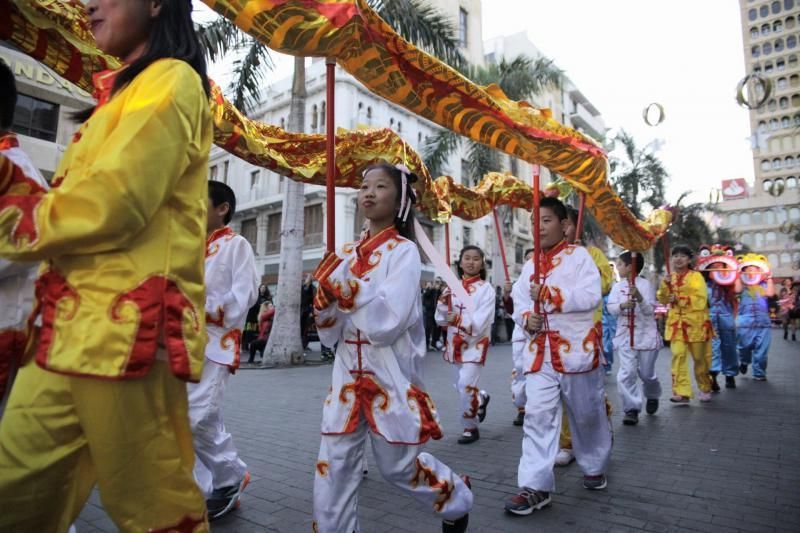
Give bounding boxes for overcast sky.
[195,1,754,205]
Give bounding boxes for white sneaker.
[698,391,712,402]
[555,448,575,466]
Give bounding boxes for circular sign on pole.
[642,103,665,126]
[736,74,772,110]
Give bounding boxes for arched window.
[778,77,788,89]
[768,254,780,267]
[755,232,765,248]
[762,160,772,171]
[793,94,800,107]
[791,74,799,86]
[751,27,760,39]
[320,101,326,127]
[788,176,799,189]
[741,212,752,225]
[758,120,768,132]
[310,104,318,131]
[397,121,402,133]
[742,233,753,246]
[772,1,781,15]
[777,206,788,221]
[765,61,774,72]
[776,38,785,52]
[786,155,795,167]
[789,54,798,68]
[763,42,773,55]
[760,5,770,17]
[729,213,739,226]
[774,20,784,33]
[780,96,789,108]
[749,8,758,21]
[785,0,795,10]
[787,16,797,29]
[794,112,800,124]
[789,35,798,49]
[366,106,372,125]
[753,210,763,224]
[753,45,762,58]
[771,118,780,130]
[763,178,773,191]
[768,98,777,111]
[762,23,771,36]
[782,116,791,128]
[773,157,783,169]
[777,59,786,70]
[789,206,800,219]
[781,252,792,266]
[765,209,776,224]
[280,117,285,129]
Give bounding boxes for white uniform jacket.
[434,276,495,365]
[313,226,442,445]
[511,241,602,374]
[607,277,662,351]
[204,227,259,369]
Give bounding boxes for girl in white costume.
[311,163,472,533]
[436,246,495,444]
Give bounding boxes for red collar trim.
[462,275,482,287]
[207,226,234,247]
[0,132,19,151]
[92,67,126,110]
[356,226,399,259]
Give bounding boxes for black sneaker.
[513,409,525,426]
[504,489,551,516]
[622,410,639,425]
[457,428,480,444]
[207,471,250,521]
[645,399,659,415]
[710,373,720,392]
[477,391,491,423]
[725,376,736,389]
[583,474,607,490]
[739,363,748,375]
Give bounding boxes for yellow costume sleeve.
[587,246,613,296]
[0,60,206,261]
[656,278,670,304]
[687,271,709,312]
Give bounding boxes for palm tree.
[198,1,466,365]
[609,130,668,219]
[422,56,563,184]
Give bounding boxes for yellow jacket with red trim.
[0,59,212,382]
[656,270,712,342]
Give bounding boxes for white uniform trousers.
[510,340,527,409]
[313,419,473,532]
[452,363,483,430]
[616,346,662,414]
[518,362,612,492]
[187,360,247,497]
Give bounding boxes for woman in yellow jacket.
[657,245,713,404]
[0,1,212,531]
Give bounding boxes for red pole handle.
[532,167,541,315]
[492,208,510,282]
[325,58,336,253]
[574,192,586,244]
[445,223,452,312]
[629,251,637,348]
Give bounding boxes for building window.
[774,20,784,33]
[781,252,792,266]
[250,169,260,188]
[397,121,402,134]
[460,158,470,185]
[751,27,760,39]
[793,94,800,107]
[789,35,798,49]
[773,157,783,169]
[210,165,218,180]
[728,213,738,226]
[753,210,763,225]
[786,155,796,168]
[280,117,286,129]
[266,212,282,253]
[763,42,773,55]
[776,38,785,52]
[777,58,786,71]
[793,74,800,87]
[755,232,764,248]
[772,1,781,15]
[768,98,777,111]
[785,0,795,10]
[321,101,326,128]
[767,231,777,244]
[761,160,771,171]
[750,8,758,21]
[311,104,318,132]
[222,161,229,184]
[459,8,468,47]
[789,206,800,219]
[778,77,788,90]
[780,96,789,109]
[241,218,257,251]
[304,204,323,247]
[760,5,769,18]
[12,94,59,142]
[366,106,372,125]
[741,212,752,225]
[761,23,771,36]
[787,176,798,189]
[766,209,776,224]
[765,61,774,73]
[463,226,472,246]
[782,116,791,128]
[770,118,780,130]
[742,233,753,246]
[787,16,797,29]
[789,54,798,68]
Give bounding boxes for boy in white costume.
[189,180,259,520]
[505,197,612,516]
[607,251,662,426]
[436,245,495,444]
[0,61,49,413]
[312,163,472,533]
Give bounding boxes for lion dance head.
[696,244,738,286]
[736,253,771,286]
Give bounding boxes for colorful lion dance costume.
[735,253,774,380]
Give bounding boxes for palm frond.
[369,0,466,69]
[196,17,249,63]
[228,41,274,114]
[422,129,461,177]
[466,142,500,185]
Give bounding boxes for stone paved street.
[76,330,800,532]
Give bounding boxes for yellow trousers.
[0,362,208,533]
[670,340,712,398]
[559,396,612,449]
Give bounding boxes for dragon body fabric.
[1,0,671,250]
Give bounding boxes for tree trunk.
[264,56,306,366]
